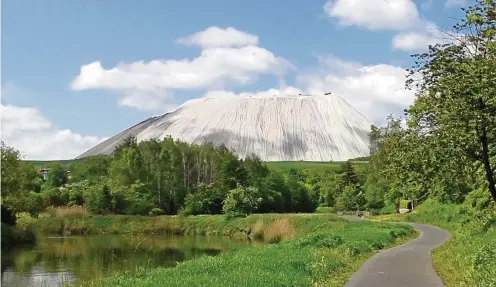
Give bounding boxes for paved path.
[342,216,450,287]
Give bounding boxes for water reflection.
[1,234,255,287]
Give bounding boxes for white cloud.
[71,27,290,111]
[322,0,456,52]
[1,104,107,160]
[392,21,458,52]
[444,0,468,8]
[296,56,415,124]
[177,26,259,48]
[323,0,420,30]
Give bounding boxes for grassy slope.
[43,214,416,287]
[371,200,496,287]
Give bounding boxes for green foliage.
[181,183,225,215]
[399,200,412,209]
[44,162,68,188]
[406,0,496,203]
[222,185,261,217]
[15,212,37,230]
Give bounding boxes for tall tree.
[406,0,496,202]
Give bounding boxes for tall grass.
[46,205,91,217]
[262,218,295,243]
[32,213,342,237]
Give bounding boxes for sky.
[1,0,469,160]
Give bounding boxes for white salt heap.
[78,94,371,161]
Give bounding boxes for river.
[1,234,257,287]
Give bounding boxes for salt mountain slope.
[77,94,371,161]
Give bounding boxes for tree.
[406,0,496,202]
[44,163,68,188]
[1,141,24,199]
[341,161,359,186]
[222,184,261,217]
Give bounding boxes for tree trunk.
[480,126,496,203]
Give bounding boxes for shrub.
[182,184,225,215]
[15,212,37,230]
[222,185,261,216]
[315,206,335,214]
[149,208,164,216]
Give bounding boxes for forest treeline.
[1,138,373,218]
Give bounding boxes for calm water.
[1,234,256,287]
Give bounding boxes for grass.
[32,213,345,237]
[370,199,496,287]
[83,217,415,287]
[45,205,91,217]
[315,206,336,214]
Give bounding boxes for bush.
[315,206,335,214]
[222,185,261,217]
[182,184,225,215]
[15,212,37,230]
[125,199,155,216]
[41,187,69,207]
[149,208,164,216]
[25,192,44,216]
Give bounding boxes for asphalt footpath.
[342,216,450,287]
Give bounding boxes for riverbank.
[371,200,496,287]
[71,215,416,287]
[32,213,346,239]
[1,223,35,249]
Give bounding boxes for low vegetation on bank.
[85,216,414,287]
[32,212,339,239]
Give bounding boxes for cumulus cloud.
[296,56,415,124]
[177,26,259,48]
[392,23,452,51]
[1,104,107,160]
[323,0,421,30]
[71,27,290,111]
[323,0,455,52]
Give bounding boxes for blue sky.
[1,0,468,159]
